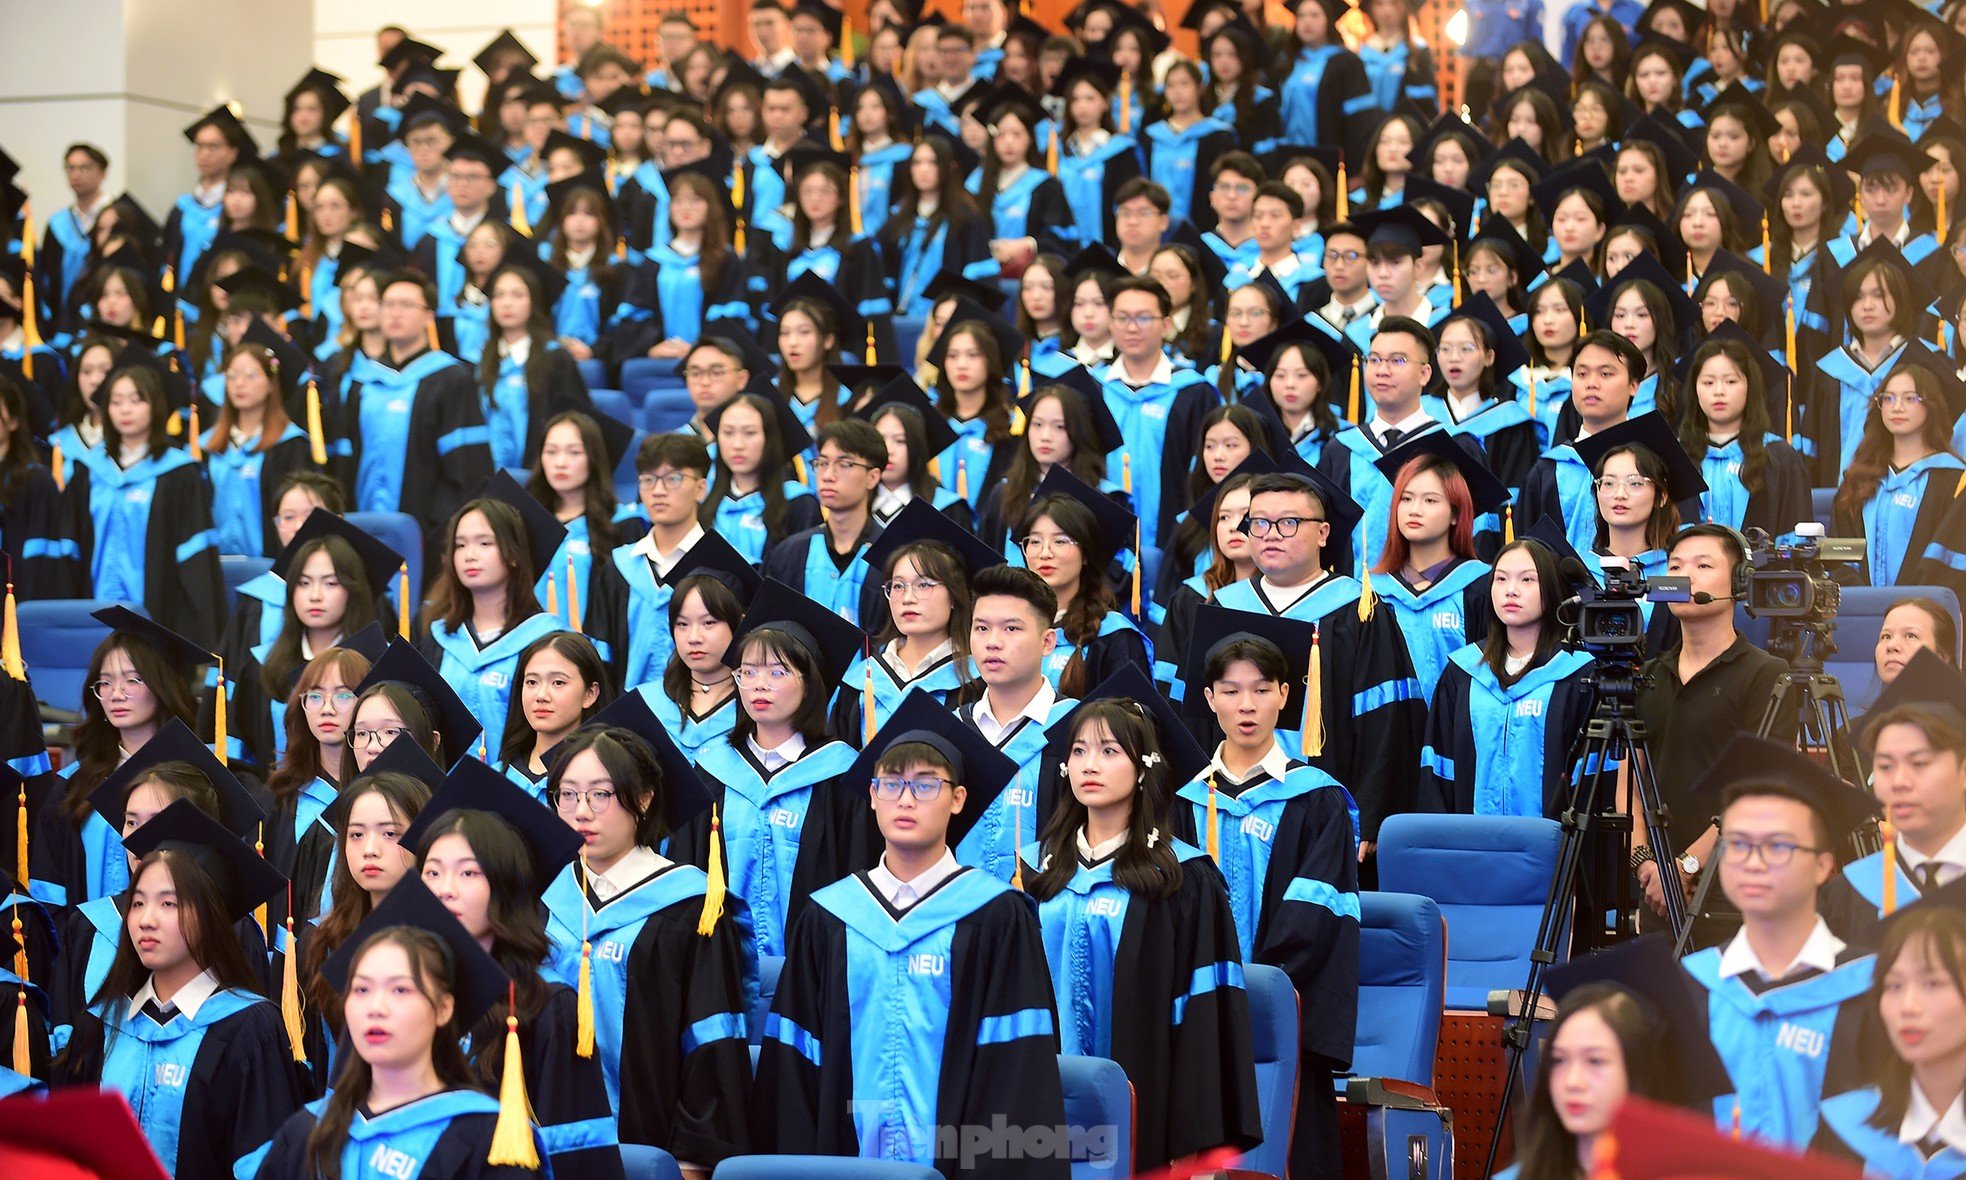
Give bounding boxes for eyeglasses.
[91,674,147,698]
[637,471,696,490]
[349,726,406,749]
[1246,515,1322,538]
[684,364,733,381]
[811,456,876,475]
[1111,313,1163,329]
[1436,342,1482,359]
[1019,534,1080,554]
[301,689,358,712]
[884,576,945,598]
[1365,353,1415,369]
[1323,249,1362,265]
[872,775,951,800]
[554,787,618,813]
[1717,835,1821,867]
[1699,295,1744,313]
[736,664,800,684]
[1872,392,1926,408]
[1226,308,1273,323]
[1593,475,1654,493]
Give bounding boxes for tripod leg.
[1673,856,1725,958]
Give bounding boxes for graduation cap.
[1694,730,1885,836]
[1621,113,1702,182]
[469,469,569,578]
[86,717,267,839]
[1489,82,1572,133]
[587,692,717,832]
[708,392,815,458]
[363,730,448,792]
[1199,12,1273,69]
[380,35,444,72]
[89,605,212,668]
[1240,316,1361,385]
[1548,257,1600,300]
[1636,0,1703,39]
[542,129,611,173]
[1179,450,1280,550]
[1048,58,1124,101]
[716,52,771,101]
[776,143,853,187]
[773,269,863,338]
[1525,512,1593,583]
[1350,205,1453,258]
[923,270,1010,313]
[1372,431,1511,518]
[696,322,777,391]
[852,373,961,457]
[1676,319,1789,397]
[727,578,868,684]
[544,170,614,224]
[1094,1,1171,61]
[1256,144,1346,184]
[340,622,391,663]
[1823,31,1889,76]
[1467,215,1542,281]
[1027,463,1138,559]
[321,878,511,1028]
[1063,242,1126,280]
[846,689,1023,846]
[1443,291,1532,381]
[1179,604,1321,732]
[1542,935,1736,1108]
[767,66,833,119]
[1052,664,1209,788]
[1605,202,1686,282]
[1467,138,1547,191]
[493,254,570,317]
[1701,82,1779,142]
[357,640,484,766]
[182,104,258,157]
[926,297,1026,368]
[1416,113,1494,169]
[863,498,1005,582]
[474,29,540,76]
[1703,249,1791,330]
[830,363,913,403]
[101,192,163,250]
[214,264,300,314]
[395,91,466,139]
[1165,220,1230,290]
[1685,168,1767,230]
[122,798,286,921]
[1401,176,1477,241]
[444,130,510,177]
[565,398,639,475]
[286,68,352,126]
[1583,251,1698,336]
[975,82,1047,133]
[666,528,766,605]
[1023,364,1126,455]
[273,508,407,597]
[1846,129,1942,181]
[1528,159,1624,223]
[399,757,583,885]
[236,318,308,396]
[1861,646,1966,744]
[789,0,845,41]
[1178,0,1239,33]
[1570,411,1708,501]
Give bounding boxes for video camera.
[1740,524,1866,622]
[1573,561,1692,652]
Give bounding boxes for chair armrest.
[1344,1076,1447,1110]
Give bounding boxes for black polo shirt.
[1636,632,1791,853]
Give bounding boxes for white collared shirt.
[873,485,914,520]
[1208,740,1292,786]
[1113,352,1175,390]
[748,731,808,772]
[450,209,487,238]
[632,522,704,577]
[192,180,225,208]
[1901,1085,1966,1152]
[499,335,532,366]
[1076,827,1127,861]
[973,681,1057,745]
[1448,390,1484,422]
[867,848,961,910]
[759,47,799,74]
[1257,571,1326,613]
[587,845,669,902]
[130,968,220,1023]
[1899,823,1966,891]
[882,637,954,682]
[1320,292,1378,326]
[566,245,597,270]
[1857,219,1914,251]
[1718,918,1846,983]
[1070,128,1113,154]
[1369,408,1436,449]
[0,327,23,352]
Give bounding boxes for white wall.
[314,0,559,119]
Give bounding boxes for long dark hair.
[789,160,851,253]
[263,535,379,697]
[1360,112,1427,205]
[423,498,545,635]
[894,135,981,235]
[302,772,433,1023]
[1166,405,1273,581]
[61,334,118,432]
[1834,364,1959,520]
[100,363,174,458]
[497,632,608,767]
[869,402,941,501]
[547,184,618,282]
[90,848,261,1015]
[305,927,477,1180]
[1592,444,1682,552]
[998,387,1111,514]
[662,574,746,713]
[1515,982,1669,1179]
[0,374,39,505]
[667,170,732,295]
[350,683,442,766]
[1016,494,1119,697]
[477,262,558,398]
[1260,339,1343,439]
[874,540,977,659]
[775,299,842,425]
[703,392,801,537]
[265,648,374,808]
[1028,700,1183,901]
[933,320,1013,445]
[1864,906,1966,1132]
[64,634,199,823]
[1481,539,1566,684]
[1679,336,1774,497]
[1202,28,1269,147]
[524,410,623,568]
[1150,244,1214,362]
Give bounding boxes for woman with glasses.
[495,633,608,802]
[1016,484,1151,698]
[1832,358,1966,601]
[266,647,374,927]
[346,684,443,774]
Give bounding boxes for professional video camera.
[1740,524,1866,624]
[1572,561,1691,654]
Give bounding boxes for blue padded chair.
[1811,487,1836,528]
[585,389,645,502]
[891,316,928,366]
[346,511,422,604]
[644,386,696,437]
[219,555,273,612]
[576,357,608,391]
[620,357,686,409]
[1819,585,1962,713]
[17,599,118,715]
[1222,963,1299,1177]
[1376,814,1565,1012]
[1342,891,1452,1180]
[620,1145,683,1180]
[1059,1054,1132,1179]
[713,1159,942,1179]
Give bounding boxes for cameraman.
[1631,524,1793,926]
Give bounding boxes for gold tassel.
[162,264,174,296]
[957,458,969,501]
[1890,75,1904,131]
[1451,239,1462,302]
[1577,306,1586,338]
[397,563,413,637]
[382,207,395,234]
[14,773,27,887]
[252,827,268,942]
[348,108,362,160]
[1358,565,1375,622]
[488,984,541,1167]
[732,160,745,213]
[1017,359,1031,399]
[829,107,844,151]
[614,236,626,263]
[1117,72,1132,135]
[1304,627,1324,758]
[1219,321,1233,365]
[863,658,878,744]
[841,17,856,66]
[576,855,595,1056]
[1206,772,1219,862]
[849,167,864,237]
[1527,367,1537,417]
[11,990,27,1079]
[285,191,301,243]
[299,259,313,320]
[865,322,878,364]
[1855,188,1866,227]
[425,320,440,353]
[566,553,582,634]
[213,656,228,767]
[1347,354,1361,423]
[188,402,203,461]
[1941,184,1949,246]
[20,275,40,383]
[1121,453,1132,494]
[1882,819,1898,915]
[1046,126,1059,176]
[1731,1100,1742,1140]
[282,892,307,1062]
[1590,1130,1620,1180]
[10,913,24,1000]
[697,805,726,935]
[1336,158,1349,221]
[1011,792,1025,891]
[2,579,22,681]
[1761,216,1772,273]
[510,180,531,235]
[479,733,488,762]
[1685,252,1693,288]
[1957,470,1966,497]
[305,380,327,465]
[1130,522,1142,616]
[1504,505,1515,543]
[547,570,559,616]
[49,442,62,491]
[734,217,747,254]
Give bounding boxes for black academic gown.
[350,352,494,571]
[58,455,226,649]
[1833,475,1966,602]
[2,464,78,600]
[250,1096,541,1179]
[873,212,995,310]
[755,870,1070,1179]
[236,433,323,559]
[603,251,757,369]
[466,984,625,1180]
[1733,441,1814,539]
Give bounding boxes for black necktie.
[1382,427,1404,449]
[138,1000,177,1025]
[1918,1131,1948,1160]
[1339,305,1358,326]
[1918,863,1946,893]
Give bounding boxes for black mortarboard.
[1096,1,1172,60]
[237,318,308,396]
[551,398,637,474]
[1401,176,1477,240]
[863,498,1005,580]
[89,605,212,668]
[273,509,406,600]
[1584,251,1698,335]
[1862,646,1966,742]
[495,253,570,316]
[444,130,511,176]
[1490,81,1572,134]
[1543,934,1735,1107]
[1825,32,1888,75]
[88,718,266,838]
[585,692,717,830]
[728,578,868,684]
[1183,452,1281,542]
[1571,412,1709,501]
[469,469,569,577]
[695,322,776,391]
[542,129,611,173]
[395,92,466,139]
[1256,144,1345,184]
[214,264,301,314]
[1846,130,1942,181]
[322,879,510,1028]
[1620,113,1701,182]
[1694,731,1881,837]
[1049,58,1124,100]
[1418,113,1495,168]
[1200,12,1273,69]
[1282,0,1350,22]
[852,374,961,457]
[776,143,853,187]
[286,69,353,125]
[976,82,1047,133]
[1467,215,1542,280]
[765,66,832,119]
[1180,605,1321,731]
[1165,220,1230,290]
[380,36,444,71]
[1548,257,1600,300]
[1051,665,1209,788]
[709,392,815,458]
[716,53,770,101]
[790,0,846,41]
[1063,242,1126,280]
[773,269,862,338]
[182,105,259,157]
[1023,363,1126,455]
[122,799,286,921]
[1676,320,1789,397]
[341,623,391,662]
[927,297,1025,367]
[829,363,912,401]
[1606,202,1686,281]
[846,689,1022,846]
[1350,205,1452,256]
[1240,316,1360,382]
[1685,168,1766,228]
[475,29,540,76]
[1637,0,1703,38]
[357,640,484,765]
[1235,462,1366,551]
[1467,138,1547,191]
[1027,464,1138,558]
[1703,250,1791,335]
[1372,428,1512,517]
[544,170,614,224]
[364,732,447,792]
[667,528,766,605]
[1529,159,1624,223]
[1526,512,1592,581]
[923,270,1009,313]
[400,757,583,885]
[1444,291,1531,380]
[1702,83,1779,141]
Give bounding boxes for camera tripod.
[1480,653,1689,1180]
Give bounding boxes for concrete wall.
[314,0,558,122]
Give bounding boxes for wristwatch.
[1680,852,1702,875]
[1629,846,1656,872]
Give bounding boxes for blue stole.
[48,897,123,1053]
[452,293,490,366]
[536,517,603,657]
[170,193,224,284]
[48,206,92,310]
[553,263,604,344]
[1841,848,1923,915]
[485,352,533,470]
[1432,645,1594,817]
[1330,426,1421,573]
[1358,41,1411,110]
[972,168,1050,241]
[96,987,263,1175]
[1211,572,1361,624]
[641,684,738,761]
[1817,342,1909,475]
[609,546,675,691]
[1281,47,1339,145]
[427,611,573,743]
[351,349,464,512]
[934,417,997,511]
[294,776,339,917]
[1865,453,1966,585]
[1177,753,1359,957]
[1058,136,1137,246]
[237,572,287,650]
[1542,443,1600,556]
[1682,945,1874,1148]
[806,870,1037,1166]
[78,447,206,602]
[1030,841,1131,1058]
[1101,365,1208,554]
[209,426,306,557]
[711,482,813,565]
[648,243,710,339]
[694,738,858,959]
[745,145,792,243]
[1698,433,1783,531]
[1906,93,1945,142]
[897,216,951,315]
[1819,1088,1966,1180]
[857,142,913,237]
[1042,611,1147,691]
[307,254,344,360]
[954,697,1076,883]
[1376,560,1491,703]
[422,218,471,312]
[857,646,971,734]
[797,530,876,626]
[243,1091,510,1180]
[383,173,454,249]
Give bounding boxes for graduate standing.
[762,418,893,628]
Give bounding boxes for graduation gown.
[60,988,303,1178]
[1021,838,1263,1171]
[267,776,341,927]
[1278,46,1375,164]
[162,193,226,290]
[1101,365,1218,555]
[1145,118,1237,228]
[1517,442,1600,558]
[606,244,752,364]
[947,694,1077,884]
[876,211,998,317]
[1818,846,1921,948]
[642,685,738,762]
[1153,575,1210,696]
[346,347,492,560]
[1815,1086,1966,1179]
[461,984,625,1179]
[1054,134,1143,249]
[1426,395,1541,492]
[762,524,889,630]
[969,168,1077,261]
[1804,341,1909,485]
[755,868,1069,1178]
[1832,455,1966,600]
[60,446,225,648]
[827,645,974,746]
[1,463,77,600]
[478,346,589,472]
[679,738,876,960]
[1374,559,1491,705]
[245,1090,544,1179]
[586,543,686,694]
[1695,435,1813,539]
[1421,645,1598,817]
[206,427,319,559]
[706,481,823,567]
[1208,574,1424,843]
[1043,610,1152,696]
[419,611,574,746]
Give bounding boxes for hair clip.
[1141,751,1162,768]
